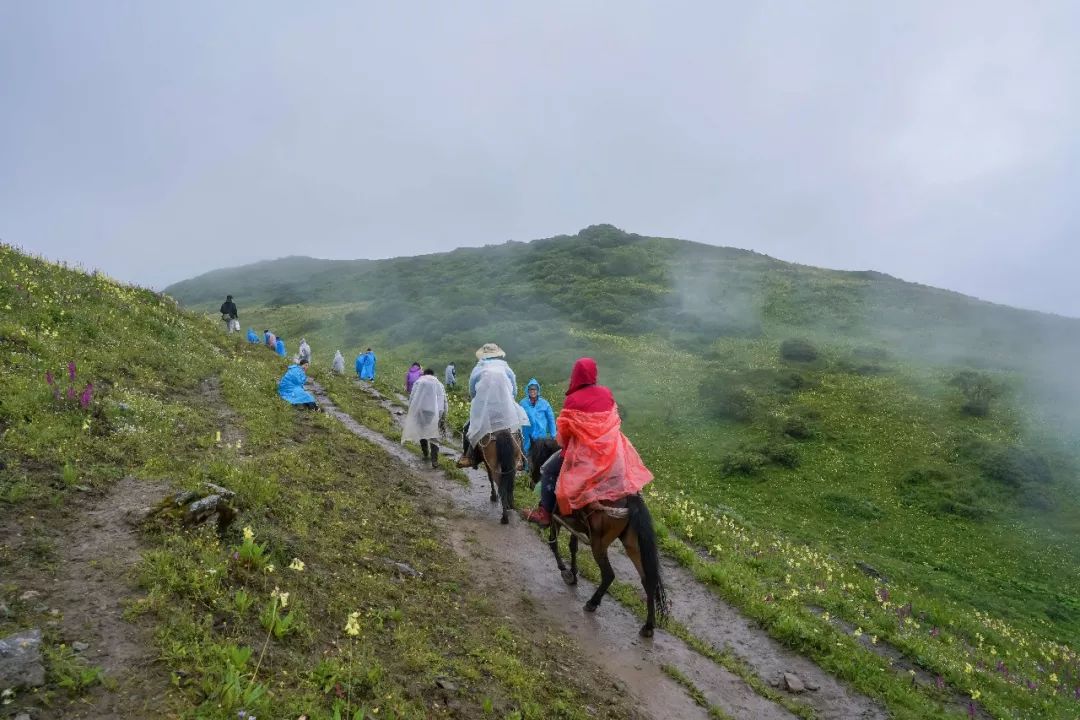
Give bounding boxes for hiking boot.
[521,507,551,527]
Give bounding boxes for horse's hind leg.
[584,541,616,613]
[487,474,498,503]
[567,534,579,585]
[621,532,655,637]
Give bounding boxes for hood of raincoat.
[566,358,598,395]
[525,378,541,400]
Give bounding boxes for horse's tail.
[494,431,516,481]
[627,494,667,618]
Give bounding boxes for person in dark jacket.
[220,295,239,333]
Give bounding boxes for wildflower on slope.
[288,558,305,572]
[964,663,974,674]
[243,526,255,541]
[270,587,289,608]
[345,611,361,637]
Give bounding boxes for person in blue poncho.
[278,358,317,409]
[355,348,377,380]
[275,337,286,357]
[246,328,260,344]
[519,378,556,459]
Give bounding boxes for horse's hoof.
[639,626,654,638]
[489,493,498,503]
[500,513,509,525]
[584,601,598,613]
[561,569,577,585]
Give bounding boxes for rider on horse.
[522,357,652,526]
[456,343,526,469]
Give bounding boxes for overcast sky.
[2,2,1078,315]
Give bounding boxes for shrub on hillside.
[899,466,992,520]
[780,338,819,363]
[720,449,767,476]
[820,492,884,520]
[782,414,816,440]
[949,370,1002,417]
[698,381,756,422]
[983,446,1053,487]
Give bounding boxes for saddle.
[552,495,636,544]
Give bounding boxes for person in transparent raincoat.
[456,343,528,468]
[402,369,447,469]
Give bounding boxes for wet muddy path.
[314,381,887,720]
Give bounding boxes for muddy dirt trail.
[349,381,889,720]
[317,384,893,720]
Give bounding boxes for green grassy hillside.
[0,244,639,719]
[169,225,1080,718]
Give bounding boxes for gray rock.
[72,641,89,653]
[17,591,39,602]
[16,713,33,720]
[0,628,45,689]
[0,602,10,618]
[783,672,805,693]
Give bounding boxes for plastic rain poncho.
[275,339,286,357]
[554,404,653,515]
[401,375,447,444]
[278,364,315,405]
[247,328,259,344]
[519,378,556,454]
[355,351,376,380]
[467,359,530,445]
[332,351,345,374]
[298,339,312,363]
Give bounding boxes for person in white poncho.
[456,343,529,469]
[331,350,345,375]
[401,369,448,469]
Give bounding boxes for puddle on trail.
[314,383,798,720]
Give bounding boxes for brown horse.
[476,429,520,524]
[528,438,667,637]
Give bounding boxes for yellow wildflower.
[265,564,275,574]
[853,627,863,638]
[964,663,973,674]
[242,526,255,541]
[288,558,305,572]
[970,690,981,700]
[345,611,361,636]
[871,635,878,645]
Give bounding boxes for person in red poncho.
[522,357,653,526]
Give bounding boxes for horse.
[528,438,667,637]
[475,428,521,525]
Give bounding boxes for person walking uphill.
[405,362,423,394]
[298,338,312,364]
[402,369,448,469]
[522,357,652,527]
[355,348,376,381]
[220,295,239,333]
[520,378,556,458]
[445,362,457,389]
[275,336,287,358]
[332,350,345,375]
[278,358,317,409]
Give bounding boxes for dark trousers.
[419,438,439,459]
[539,451,562,513]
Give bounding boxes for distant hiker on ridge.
[264,329,276,349]
[355,348,376,381]
[220,295,239,334]
[445,362,457,389]
[298,338,312,364]
[405,362,423,394]
[275,336,287,358]
[246,328,260,344]
[332,350,345,375]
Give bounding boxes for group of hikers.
[224,293,651,528]
[401,342,651,527]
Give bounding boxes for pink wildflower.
[79,383,93,409]
[68,361,77,381]
[45,371,54,386]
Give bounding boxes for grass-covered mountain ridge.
[168,224,1080,367]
